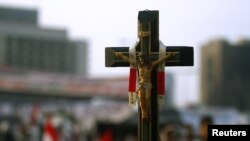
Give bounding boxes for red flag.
[42,117,59,141]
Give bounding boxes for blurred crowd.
[0,102,236,141]
[159,115,213,141]
[0,111,214,141]
[0,106,88,141]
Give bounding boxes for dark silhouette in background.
[199,115,213,141]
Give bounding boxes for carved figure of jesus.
[115,52,176,119]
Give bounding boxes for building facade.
[201,39,250,111]
[0,6,88,75]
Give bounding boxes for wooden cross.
[105,10,193,141]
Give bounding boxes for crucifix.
[105,10,193,141]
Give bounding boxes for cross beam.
[105,10,193,141]
[105,46,193,67]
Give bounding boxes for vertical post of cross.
[138,10,160,141]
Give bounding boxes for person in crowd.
[42,112,59,141]
[160,122,179,141]
[71,116,81,141]
[18,120,29,141]
[0,120,14,141]
[29,103,44,141]
[199,115,213,141]
[183,124,194,141]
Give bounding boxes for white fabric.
[158,41,166,107]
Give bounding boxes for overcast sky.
[1,0,250,107]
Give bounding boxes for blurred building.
[201,39,250,111]
[0,6,88,75]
